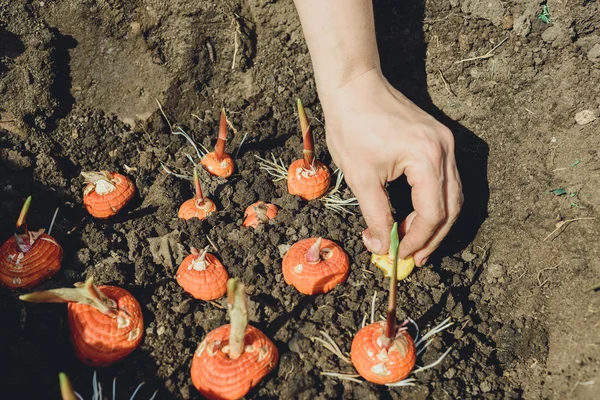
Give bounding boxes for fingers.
[412,159,463,265]
[398,164,446,263]
[400,155,463,266]
[347,172,394,254]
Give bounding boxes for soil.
[1,0,599,399]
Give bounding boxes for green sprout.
[538,5,551,24]
[571,160,580,167]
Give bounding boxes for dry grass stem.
[438,69,456,97]
[543,217,597,241]
[455,37,509,64]
[537,263,561,287]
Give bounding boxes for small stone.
[157,326,166,336]
[480,380,492,393]
[487,263,504,279]
[588,44,600,63]
[444,367,456,379]
[502,15,514,30]
[513,16,531,37]
[575,109,598,125]
[470,69,481,79]
[172,299,192,314]
[461,250,477,262]
[278,244,291,258]
[542,26,561,43]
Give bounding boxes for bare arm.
[293,0,463,265]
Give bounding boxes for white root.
[385,377,418,387]
[320,372,363,384]
[255,154,288,182]
[320,169,359,215]
[415,317,453,349]
[370,291,377,324]
[311,330,351,364]
[412,347,453,374]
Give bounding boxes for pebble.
[461,250,477,262]
[277,244,291,258]
[502,15,514,30]
[588,44,600,63]
[480,380,492,393]
[487,263,504,279]
[575,109,598,125]
[542,26,561,43]
[513,16,531,37]
[444,367,457,379]
[171,299,192,314]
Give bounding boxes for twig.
[438,69,456,97]
[231,16,242,70]
[206,236,219,253]
[543,218,597,241]
[455,37,509,64]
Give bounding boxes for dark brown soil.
[1,0,599,399]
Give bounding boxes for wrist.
[318,68,388,112]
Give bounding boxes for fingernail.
[420,256,429,266]
[362,230,383,254]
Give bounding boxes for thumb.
[349,174,394,254]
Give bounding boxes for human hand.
[320,69,463,266]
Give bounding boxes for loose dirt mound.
[1,0,598,399]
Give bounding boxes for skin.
[293,0,463,266]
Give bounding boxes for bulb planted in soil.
[201,109,235,178]
[351,320,417,384]
[242,201,278,228]
[287,99,331,200]
[282,237,350,295]
[20,278,144,367]
[352,223,417,383]
[176,247,229,300]
[178,167,217,220]
[82,171,136,219]
[191,278,278,400]
[0,196,63,290]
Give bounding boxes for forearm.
[293,0,381,98]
